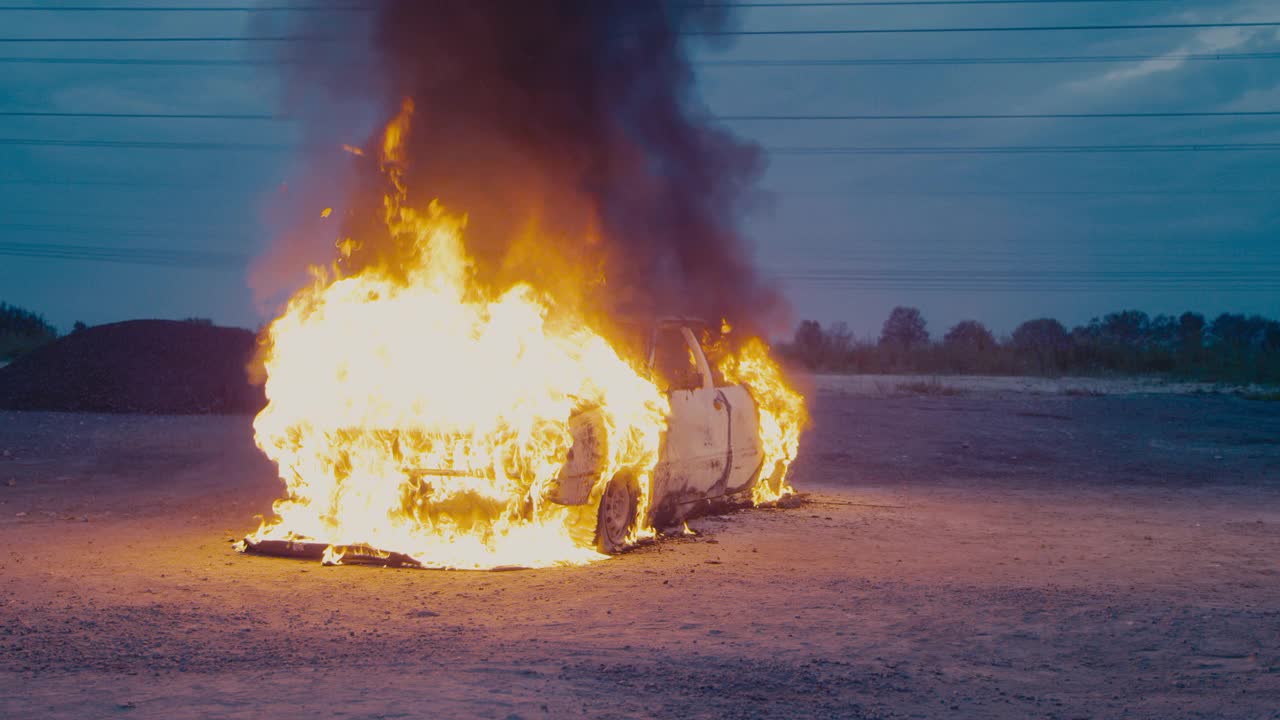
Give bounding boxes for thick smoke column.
[290,0,782,331]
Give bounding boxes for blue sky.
[0,0,1277,339]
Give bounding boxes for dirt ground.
[1,387,1278,719]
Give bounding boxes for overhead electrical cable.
[698,52,1280,67]
[0,36,313,43]
[767,142,1280,155]
[4,179,1270,198]
[5,51,1276,68]
[0,0,1198,9]
[702,0,1191,5]
[3,110,1275,122]
[3,21,1278,43]
[765,188,1279,196]
[681,21,1280,36]
[8,241,1275,288]
[0,56,283,65]
[0,138,297,151]
[721,110,1280,120]
[0,241,247,269]
[0,222,256,239]
[6,138,1280,154]
[0,111,282,120]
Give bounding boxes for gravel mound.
[0,320,266,414]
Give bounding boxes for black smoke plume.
[283,0,783,334]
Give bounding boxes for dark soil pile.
[0,320,266,414]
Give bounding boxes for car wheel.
[595,473,638,554]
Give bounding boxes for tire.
[594,473,638,554]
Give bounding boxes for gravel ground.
[1,391,1277,719]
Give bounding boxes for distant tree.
[1098,310,1151,347]
[789,320,855,370]
[1148,315,1177,350]
[1206,313,1280,382]
[1263,321,1280,353]
[72,321,88,333]
[823,321,854,369]
[940,320,997,373]
[183,317,214,326]
[1141,315,1179,371]
[879,307,929,349]
[1177,312,1204,354]
[1011,318,1069,373]
[943,320,996,353]
[792,320,826,369]
[1207,313,1266,352]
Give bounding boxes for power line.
[777,270,1280,291]
[0,56,282,66]
[0,241,247,270]
[683,21,1280,35]
[699,51,1280,67]
[768,142,1280,155]
[0,222,254,239]
[0,1,1194,9]
[5,110,1272,123]
[724,111,1280,121]
[4,177,1269,197]
[0,111,282,120]
[4,51,1275,68]
[775,257,1280,267]
[0,36,311,43]
[0,4,362,9]
[6,138,1280,154]
[4,21,1277,43]
[706,0,1189,5]
[0,178,268,191]
[7,242,1273,284]
[786,269,1277,277]
[781,282,1279,291]
[0,138,297,151]
[768,188,1279,196]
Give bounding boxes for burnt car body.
[553,318,771,552]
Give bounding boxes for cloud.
[1069,0,1280,93]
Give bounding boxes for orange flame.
[719,338,807,503]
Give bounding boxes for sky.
[0,0,1277,340]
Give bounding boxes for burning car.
[238,100,804,570]
[241,314,799,568]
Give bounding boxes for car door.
[651,326,732,504]
[719,383,763,494]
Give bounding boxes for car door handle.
[713,398,724,411]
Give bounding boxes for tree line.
[780,307,1280,384]
[0,302,58,362]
